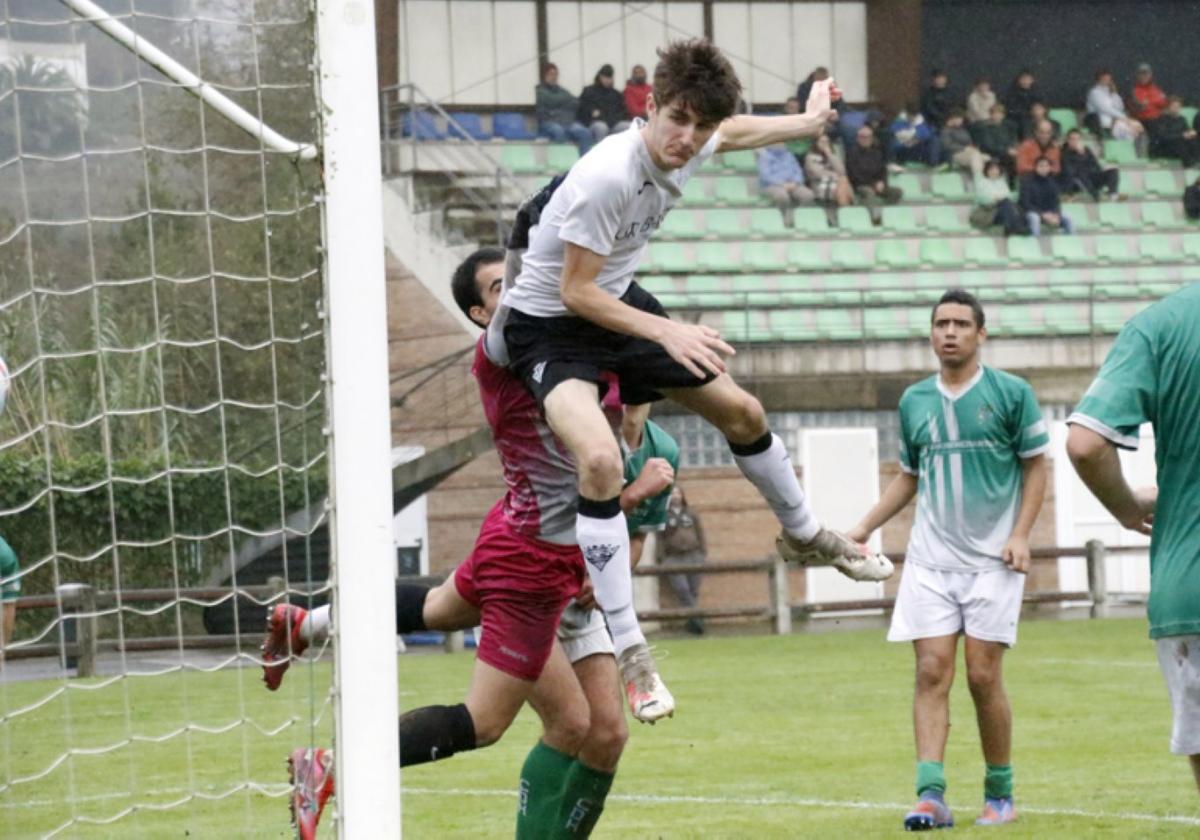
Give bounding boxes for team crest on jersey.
[584,543,619,571]
[977,403,995,425]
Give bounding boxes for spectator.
[921,68,952,130]
[890,106,941,166]
[535,63,592,151]
[1004,69,1042,138]
[1016,119,1061,178]
[1019,156,1075,236]
[780,96,813,162]
[971,159,1025,235]
[1060,128,1121,201]
[1184,174,1200,221]
[1024,102,1061,141]
[1086,69,1147,154]
[941,108,988,177]
[1150,96,1200,167]
[659,487,707,636]
[966,77,996,124]
[576,64,630,144]
[804,133,853,208]
[971,103,1020,178]
[846,125,903,223]
[623,63,651,120]
[757,142,814,228]
[1130,62,1168,139]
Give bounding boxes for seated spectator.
[1184,174,1200,221]
[1019,156,1075,236]
[623,64,651,120]
[967,78,996,124]
[804,133,853,208]
[1086,69,1147,154]
[971,103,1019,178]
[1016,119,1061,178]
[577,64,630,144]
[1149,95,1200,167]
[920,68,951,131]
[1130,62,1167,140]
[1004,69,1043,138]
[941,108,988,176]
[1060,128,1121,201]
[890,106,941,166]
[845,125,902,223]
[535,63,591,151]
[1024,102,1061,141]
[757,143,814,228]
[971,159,1025,236]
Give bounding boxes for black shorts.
[503,282,715,406]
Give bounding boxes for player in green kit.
[0,535,20,650]
[1065,284,1199,793]
[848,289,1049,829]
[617,402,680,565]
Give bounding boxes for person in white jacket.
[1087,69,1146,155]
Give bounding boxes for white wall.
[397,0,867,107]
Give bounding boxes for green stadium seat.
[500,144,541,174]
[686,275,734,307]
[645,242,691,272]
[1140,279,1183,298]
[749,208,790,238]
[1006,237,1050,266]
[1096,236,1133,263]
[1097,203,1134,229]
[1102,139,1138,164]
[931,172,969,200]
[787,242,824,271]
[769,310,812,341]
[864,307,911,340]
[837,206,876,234]
[877,240,917,268]
[1139,234,1175,264]
[681,178,707,205]
[819,275,866,305]
[831,241,873,271]
[919,238,959,268]
[706,208,744,238]
[1046,269,1090,299]
[881,206,921,234]
[1143,170,1179,198]
[814,308,861,341]
[696,242,739,272]
[1142,202,1181,230]
[714,177,756,205]
[925,205,969,233]
[1093,302,1129,333]
[1093,279,1141,300]
[793,207,831,235]
[963,238,1005,267]
[743,241,787,272]
[637,275,674,295]
[891,173,926,200]
[1043,303,1091,336]
[1051,236,1089,265]
[1068,206,1096,232]
[722,310,760,342]
[1049,108,1078,133]
[1183,106,1199,126]
[721,150,758,172]
[661,210,705,239]
[546,145,578,171]
[1182,233,1200,260]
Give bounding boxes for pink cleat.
[289,747,334,840]
[261,604,308,691]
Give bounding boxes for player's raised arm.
[716,78,840,152]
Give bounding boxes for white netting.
[0,0,333,834]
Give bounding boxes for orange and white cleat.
[261,604,308,691]
[975,796,1017,826]
[618,643,675,724]
[776,528,895,582]
[289,747,334,840]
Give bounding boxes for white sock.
[300,604,331,643]
[731,433,821,542]
[576,506,646,656]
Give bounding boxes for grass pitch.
[2,616,1198,838]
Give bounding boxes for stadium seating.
[402,111,444,140]
[492,112,538,140]
[837,206,876,235]
[546,145,578,171]
[447,112,490,141]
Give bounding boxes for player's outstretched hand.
[631,457,675,502]
[657,320,734,379]
[1002,535,1031,573]
[1120,485,1157,535]
[805,78,841,123]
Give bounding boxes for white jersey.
[501,119,720,318]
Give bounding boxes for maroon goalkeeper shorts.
[454,501,584,681]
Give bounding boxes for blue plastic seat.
[447,112,490,141]
[492,112,537,141]
[402,111,444,140]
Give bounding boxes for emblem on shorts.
[584,543,619,571]
[532,361,547,384]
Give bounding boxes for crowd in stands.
[535,62,645,152]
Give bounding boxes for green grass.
[3,618,1199,837]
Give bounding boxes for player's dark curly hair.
[451,246,505,328]
[652,39,742,127]
[933,288,985,328]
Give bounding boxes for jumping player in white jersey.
[489,41,893,685]
[847,289,1049,830]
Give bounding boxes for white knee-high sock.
[575,497,645,656]
[300,604,331,644]
[731,432,821,542]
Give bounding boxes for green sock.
[553,760,615,838]
[984,763,1013,800]
[516,741,575,840]
[916,760,946,797]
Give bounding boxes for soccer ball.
[0,356,8,415]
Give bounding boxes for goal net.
[0,0,399,835]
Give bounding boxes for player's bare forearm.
[851,471,918,539]
[1010,454,1047,540]
[1066,425,1145,528]
[560,245,670,341]
[716,113,829,152]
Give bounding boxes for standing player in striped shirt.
[847,289,1049,830]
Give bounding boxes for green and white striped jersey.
[899,366,1050,571]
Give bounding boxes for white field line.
[3,783,1199,827]
[1023,658,1158,669]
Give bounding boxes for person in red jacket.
[622,64,651,120]
[1130,62,1167,138]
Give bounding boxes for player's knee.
[585,715,628,767]
[914,655,954,693]
[543,703,591,753]
[578,444,623,491]
[721,392,767,442]
[470,708,515,748]
[966,664,1002,698]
